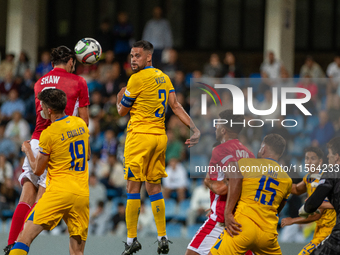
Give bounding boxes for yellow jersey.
[237,158,292,234]
[121,66,175,135]
[303,173,336,227]
[39,115,89,196]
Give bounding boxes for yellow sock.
[9,242,29,255]
[150,192,166,237]
[126,193,141,238]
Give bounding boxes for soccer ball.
[74,38,102,65]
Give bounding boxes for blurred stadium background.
[0,0,339,254]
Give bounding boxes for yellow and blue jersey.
[121,66,175,135]
[237,158,292,234]
[303,173,336,227]
[39,115,89,196]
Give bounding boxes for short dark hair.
[132,40,154,54]
[263,133,286,157]
[305,146,324,159]
[218,109,244,135]
[37,89,67,114]
[327,137,340,156]
[51,46,75,65]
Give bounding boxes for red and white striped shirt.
[209,139,254,222]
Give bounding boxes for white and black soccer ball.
[74,38,102,65]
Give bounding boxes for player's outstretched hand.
[21,140,31,154]
[185,129,200,148]
[280,217,293,227]
[224,213,242,237]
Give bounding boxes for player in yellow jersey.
[281,146,336,255]
[209,134,292,255]
[116,40,200,255]
[9,89,90,255]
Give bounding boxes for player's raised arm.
[117,87,131,116]
[291,181,307,195]
[168,92,200,147]
[204,173,229,196]
[21,141,49,176]
[78,106,89,126]
[224,161,243,237]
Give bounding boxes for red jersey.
[31,68,90,140]
[209,139,254,223]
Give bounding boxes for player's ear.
[147,52,152,62]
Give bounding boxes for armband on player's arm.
[117,87,133,116]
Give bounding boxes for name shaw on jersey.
[41,76,60,85]
[61,127,86,141]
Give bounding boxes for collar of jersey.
[52,67,67,72]
[143,66,154,69]
[55,115,69,122]
[264,157,278,163]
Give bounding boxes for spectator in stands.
[4,111,30,149]
[95,18,114,53]
[0,154,13,185]
[222,52,243,78]
[239,114,262,153]
[100,154,125,196]
[311,110,335,148]
[14,51,34,78]
[326,53,340,80]
[257,89,281,121]
[296,75,318,113]
[203,53,224,78]
[90,119,105,154]
[113,12,134,64]
[89,200,109,236]
[0,89,25,122]
[101,130,118,162]
[260,51,283,79]
[162,49,181,80]
[87,68,103,94]
[163,157,188,202]
[0,72,20,99]
[327,93,340,123]
[89,173,107,210]
[300,55,325,79]
[165,129,184,164]
[187,182,210,225]
[0,54,15,81]
[35,51,52,80]
[171,70,187,94]
[0,178,20,219]
[18,69,35,101]
[0,125,17,159]
[142,6,173,68]
[137,201,156,236]
[102,62,126,97]
[111,202,126,236]
[98,50,116,84]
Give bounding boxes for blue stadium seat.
[166,223,183,238]
[286,114,304,135]
[304,116,319,135]
[249,73,262,93]
[164,199,177,221]
[190,155,209,178]
[111,197,127,215]
[174,199,191,221]
[187,224,202,239]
